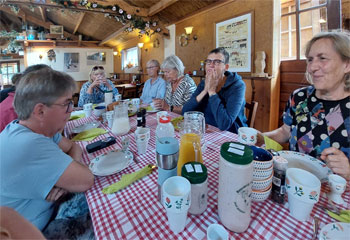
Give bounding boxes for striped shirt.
[164,75,197,107]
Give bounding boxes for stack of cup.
[162,176,191,234]
[134,127,150,154]
[286,168,321,221]
[83,103,93,117]
[106,111,114,128]
[250,146,274,202]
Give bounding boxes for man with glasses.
[183,47,247,133]
[0,68,94,238]
[140,59,166,104]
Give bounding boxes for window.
[280,0,340,60]
[0,61,20,87]
[121,47,139,70]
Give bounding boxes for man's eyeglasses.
[51,100,74,113]
[92,66,104,71]
[204,59,225,65]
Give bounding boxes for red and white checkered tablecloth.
[65,112,350,240]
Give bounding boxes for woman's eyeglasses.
[92,66,104,71]
[204,59,224,65]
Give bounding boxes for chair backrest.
[245,101,258,128]
[116,86,125,99]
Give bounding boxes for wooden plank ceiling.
[0,0,224,48]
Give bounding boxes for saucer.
[89,150,133,176]
[319,222,350,240]
[72,122,100,133]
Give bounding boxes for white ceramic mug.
[83,103,93,117]
[207,224,229,240]
[162,176,191,234]
[115,94,122,101]
[286,168,321,221]
[238,127,258,145]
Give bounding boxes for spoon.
[312,217,320,240]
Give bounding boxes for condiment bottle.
[271,156,288,204]
[156,116,174,139]
[181,162,208,215]
[218,142,253,233]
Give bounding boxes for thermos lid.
[156,137,179,155]
[220,142,253,165]
[159,116,171,123]
[181,162,207,184]
[105,90,113,93]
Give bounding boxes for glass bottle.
[271,156,288,204]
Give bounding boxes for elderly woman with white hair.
[78,66,119,107]
[153,55,196,114]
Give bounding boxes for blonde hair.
[89,67,106,83]
[305,30,350,91]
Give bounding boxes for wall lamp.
[113,51,118,56]
[179,26,197,47]
[138,42,144,48]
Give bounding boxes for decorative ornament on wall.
[153,38,160,48]
[47,49,56,62]
[178,34,188,47]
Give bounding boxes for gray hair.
[89,66,106,83]
[161,55,185,78]
[305,30,350,91]
[209,47,230,64]
[14,68,77,120]
[12,64,51,87]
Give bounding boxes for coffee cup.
[238,127,258,145]
[83,103,93,117]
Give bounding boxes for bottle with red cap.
[156,115,175,139]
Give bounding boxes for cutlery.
[312,217,320,240]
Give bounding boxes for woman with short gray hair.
[153,55,196,114]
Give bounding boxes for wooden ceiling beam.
[99,23,130,46]
[0,6,78,40]
[73,12,85,34]
[148,0,178,16]
[0,17,11,31]
[97,0,148,17]
[39,6,46,22]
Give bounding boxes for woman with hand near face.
[152,55,196,114]
[182,47,247,133]
[78,66,119,107]
[260,31,350,180]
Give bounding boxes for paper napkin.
[327,209,350,223]
[102,165,155,194]
[72,128,107,141]
[69,113,85,121]
[264,135,283,151]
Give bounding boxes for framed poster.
[215,12,253,72]
[64,53,79,72]
[86,52,106,65]
[50,25,64,35]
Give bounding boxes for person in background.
[78,66,119,107]
[259,30,350,180]
[153,55,196,114]
[0,68,95,238]
[0,206,46,239]
[140,59,166,104]
[182,47,247,133]
[0,64,50,132]
[0,74,19,102]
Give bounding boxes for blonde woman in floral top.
[153,55,196,114]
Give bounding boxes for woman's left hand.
[320,147,350,180]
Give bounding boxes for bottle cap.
[220,142,253,165]
[159,116,171,123]
[181,162,207,184]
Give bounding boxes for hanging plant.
[0,30,21,53]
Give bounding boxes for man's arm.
[56,136,94,192]
[58,136,82,162]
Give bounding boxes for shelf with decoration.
[16,40,101,48]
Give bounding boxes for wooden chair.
[116,86,125,99]
[136,82,144,98]
[245,101,258,128]
[72,93,80,107]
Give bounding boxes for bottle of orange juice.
[177,133,203,175]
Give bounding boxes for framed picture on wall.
[86,52,106,65]
[64,53,79,72]
[215,12,253,72]
[50,25,64,35]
